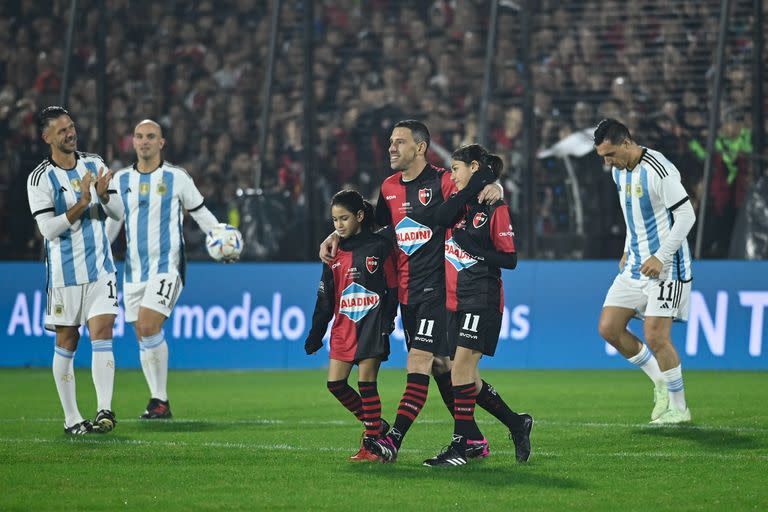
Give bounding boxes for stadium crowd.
[0,0,761,259]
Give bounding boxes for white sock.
[139,343,157,398]
[627,344,665,386]
[91,339,115,411]
[141,331,169,402]
[663,365,687,411]
[53,347,84,427]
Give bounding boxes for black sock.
[327,379,364,422]
[453,382,483,442]
[358,381,382,439]
[433,371,454,416]
[475,380,525,432]
[390,373,430,449]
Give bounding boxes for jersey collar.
[48,151,79,171]
[133,159,165,174]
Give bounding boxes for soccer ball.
[205,223,243,262]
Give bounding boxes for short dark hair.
[38,106,72,135]
[394,119,430,150]
[593,118,631,146]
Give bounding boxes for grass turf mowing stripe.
[1,437,766,461]
[2,417,767,434]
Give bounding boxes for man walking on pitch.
[595,118,695,424]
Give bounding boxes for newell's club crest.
[473,212,488,229]
[418,188,432,206]
[366,256,379,274]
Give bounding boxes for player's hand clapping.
[95,167,113,202]
[78,171,92,206]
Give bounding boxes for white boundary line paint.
[1,417,767,434]
[0,437,765,461]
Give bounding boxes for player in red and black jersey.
[424,144,534,466]
[322,122,531,464]
[305,190,398,462]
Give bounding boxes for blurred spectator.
[0,0,760,260]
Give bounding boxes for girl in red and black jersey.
[424,144,533,467]
[305,190,399,461]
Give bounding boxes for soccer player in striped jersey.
[26,106,123,435]
[305,190,399,461]
[106,119,223,419]
[594,118,695,424]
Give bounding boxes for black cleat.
[140,398,172,420]
[378,418,390,439]
[510,413,534,462]
[363,435,398,463]
[94,410,117,433]
[423,443,468,467]
[64,420,95,435]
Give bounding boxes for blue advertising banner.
[1,261,766,369]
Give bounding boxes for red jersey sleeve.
[490,204,516,253]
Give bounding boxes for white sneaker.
[651,383,669,421]
[650,406,692,425]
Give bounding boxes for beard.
[58,139,76,154]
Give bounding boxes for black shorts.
[447,309,503,357]
[400,296,450,357]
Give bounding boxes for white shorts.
[603,273,691,322]
[45,272,119,330]
[123,272,184,323]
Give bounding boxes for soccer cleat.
[651,383,670,421]
[650,406,692,425]
[64,420,94,435]
[140,398,172,419]
[509,413,534,462]
[364,435,398,463]
[351,419,391,462]
[423,443,468,467]
[349,446,381,462]
[378,418,390,439]
[94,410,117,433]
[465,438,490,459]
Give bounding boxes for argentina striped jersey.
[613,148,693,282]
[26,152,116,287]
[112,161,205,284]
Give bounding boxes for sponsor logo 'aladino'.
[395,216,433,256]
[339,282,380,323]
[445,237,477,271]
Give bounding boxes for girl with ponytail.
[304,189,399,462]
[423,144,532,467]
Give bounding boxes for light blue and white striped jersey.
[27,152,116,288]
[613,148,693,282]
[112,161,205,284]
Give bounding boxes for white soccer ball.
[205,223,243,262]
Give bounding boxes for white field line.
[0,436,765,461]
[1,417,767,434]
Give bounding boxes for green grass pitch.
[0,368,766,511]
